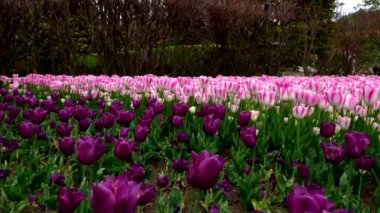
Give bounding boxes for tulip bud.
[250,110,260,122]
[313,127,320,136]
[284,117,289,124]
[189,106,196,114]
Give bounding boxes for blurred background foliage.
[0,0,379,76]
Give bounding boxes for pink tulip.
[363,86,379,106]
[325,90,344,108]
[337,116,351,130]
[292,105,310,119]
[343,95,359,110]
[258,91,276,107]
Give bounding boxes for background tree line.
[0,0,378,76]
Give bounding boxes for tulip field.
[1,74,380,213]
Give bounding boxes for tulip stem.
[357,173,363,206]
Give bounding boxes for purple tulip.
[42,99,58,113]
[117,110,135,126]
[356,156,375,171]
[18,121,36,139]
[320,142,345,164]
[0,103,7,111]
[157,175,169,188]
[344,131,370,158]
[332,209,354,213]
[91,175,140,213]
[77,96,87,105]
[0,168,9,179]
[125,163,146,183]
[57,187,85,213]
[177,131,190,143]
[28,98,39,109]
[299,164,310,179]
[104,133,115,143]
[137,184,157,205]
[77,136,105,165]
[172,103,189,116]
[101,112,115,129]
[58,137,76,157]
[94,119,103,131]
[51,92,59,101]
[7,105,20,119]
[243,167,250,175]
[58,108,74,122]
[214,104,226,120]
[203,115,221,135]
[0,110,3,122]
[172,158,190,173]
[240,127,258,148]
[56,123,73,137]
[120,127,129,138]
[96,99,105,109]
[22,110,31,119]
[171,115,184,127]
[134,124,149,142]
[187,150,224,189]
[132,99,140,109]
[37,131,46,140]
[114,138,137,161]
[51,172,65,186]
[216,177,233,196]
[109,100,123,116]
[30,107,49,124]
[0,138,19,153]
[79,119,91,132]
[238,111,251,127]
[63,100,76,108]
[74,106,89,121]
[288,184,334,213]
[15,95,25,105]
[196,104,215,117]
[208,204,220,213]
[153,101,164,114]
[88,110,97,119]
[0,88,6,96]
[4,93,14,103]
[29,194,38,203]
[320,122,336,138]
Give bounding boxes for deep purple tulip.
[120,127,129,138]
[0,88,7,96]
[15,95,25,105]
[132,99,141,109]
[137,184,157,206]
[74,106,90,121]
[18,121,35,139]
[0,103,7,111]
[104,133,115,143]
[56,123,73,137]
[94,119,103,131]
[177,131,190,143]
[238,111,251,127]
[216,177,233,196]
[101,112,115,129]
[157,175,169,188]
[7,105,20,119]
[172,158,190,173]
[51,172,65,186]
[22,110,30,119]
[91,175,140,213]
[240,127,258,148]
[1,138,20,153]
[332,209,354,213]
[0,168,8,179]
[153,101,164,114]
[320,142,345,164]
[28,98,39,108]
[243,167,250,175]
[288,184,334,213]
[50,121,57,129]
[30,107,49,124]
[63,100,76,108]
[171,115,184,127]
[117,110,135,126]
[58,137,76,157]
[96,99,105,109]
[77,136,105,165]
[114,138,137,161]
[29,194,38,203]
[57,187,85,213]
[134,124,149,142]
[187,150,224,189]
[37,131,46,140]
[356,156,375,171]
[4,93,14,103]
[88,110,97,119]
[12,89,18,96]
[203,115,221,135]
[125,163,146,183]
[208,204,220,213]
[51,92,59,101]
[77,96,87,105]
[58,108,74,122]
[79,119,91,132]
[299,164,310,179]
[197,104,215,117]
[25,90,33,98]
[172,103,189,116]
[344,131,370,158]
[109,100,123,116]
[320,122,336,138]
[42,99,59,113]
[214,104,226,120]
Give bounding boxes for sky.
[337,0,362,14]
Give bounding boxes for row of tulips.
[0,75,379,213]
